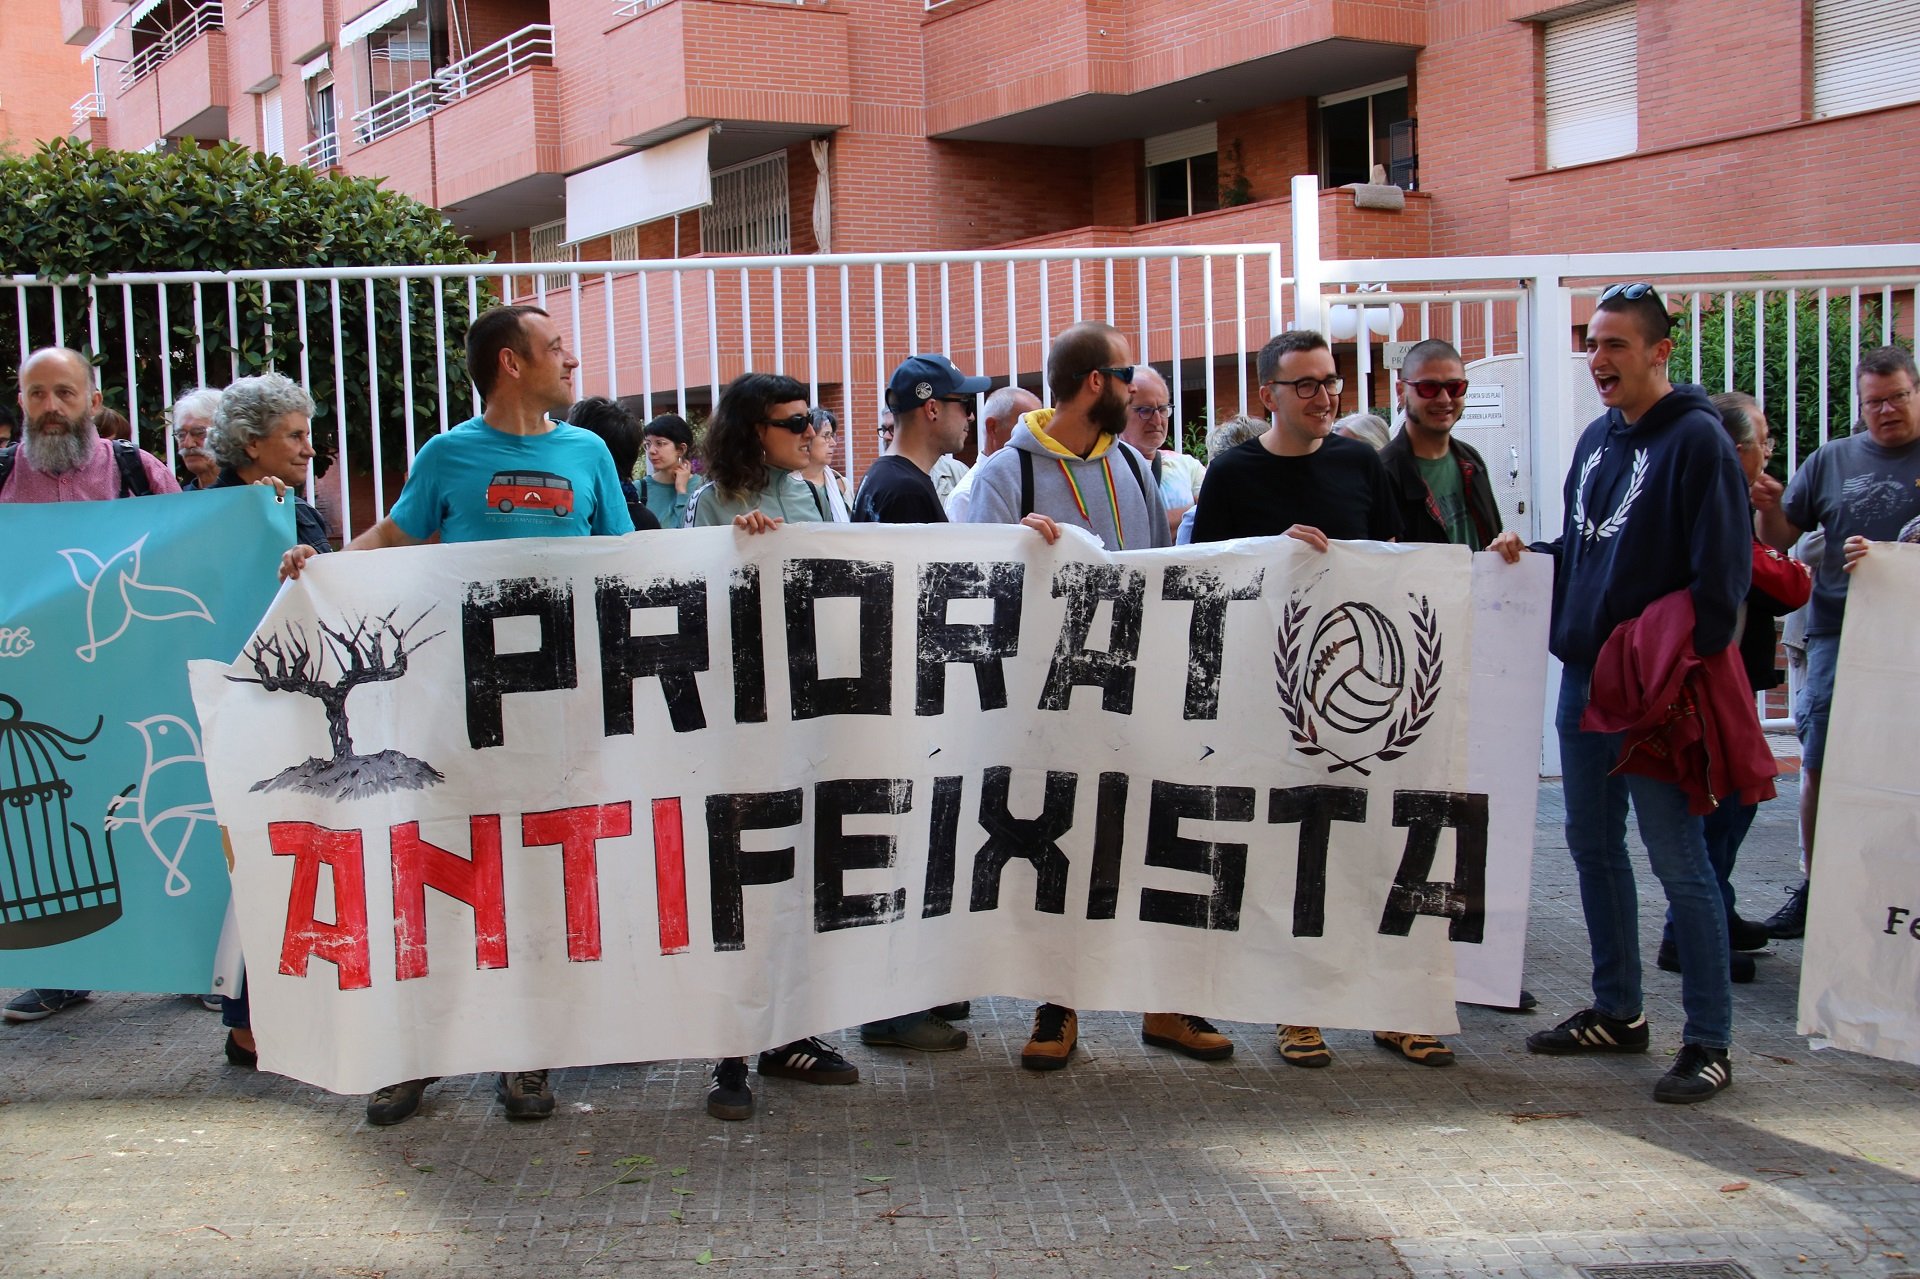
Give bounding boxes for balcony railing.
[120,1,223,92]
[351,23,553,146]
[613,0,805,15]
[71,92,105,132]
[303,130,340,171]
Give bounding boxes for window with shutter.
[1543,3,1637,169]
[1814,0,1920,119]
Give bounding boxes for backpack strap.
[0,443,14,495]
[1018,449,1034,520]
[110,439,152,498]
[1114,441,1152,506]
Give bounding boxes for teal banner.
[0,487,290,991]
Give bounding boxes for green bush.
[1667,289,1909,474]
[0,138,492,473]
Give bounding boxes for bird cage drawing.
[0,694,121,949]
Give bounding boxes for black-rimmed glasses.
[762,412,816,434]
[1092,365,1135,384]
[1266,376,1345,399]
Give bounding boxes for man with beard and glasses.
[962,322,1233,1072]
[0,346,178,1028]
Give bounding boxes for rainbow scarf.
[1055,455,1125,549]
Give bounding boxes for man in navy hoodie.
[1520,284,1752,1104]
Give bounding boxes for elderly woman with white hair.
[209,372,333,554]
[203,372,335,1067]
[171,386,223,490]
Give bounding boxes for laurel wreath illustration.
[1572,446,1648,541]
[1273,591,1443,777]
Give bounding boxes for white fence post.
[1289,174,1324,336]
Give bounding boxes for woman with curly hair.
[690,372,828,531]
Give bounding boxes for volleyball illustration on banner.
[1276,584,1443,777]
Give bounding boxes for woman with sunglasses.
[687,372,860,1116]
[690,372,831,530]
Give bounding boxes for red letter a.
[271,821,372,990]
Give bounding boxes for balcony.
[303,130,340,172]
[121,1,223,90]
[225,0,280,95]
[60,0,107,44]
[70,92,104,136]
[434,66,564,239]
[281,0,331,63]
[350,23,553,146]
[599,0,849,161]
[924,0,1421,145]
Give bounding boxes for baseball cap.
[886,354,990,413]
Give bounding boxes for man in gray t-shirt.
[1755,345,1920,937]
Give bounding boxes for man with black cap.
[854,354,986,524]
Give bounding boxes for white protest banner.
[1799,543,1920,1064]
[193,527,1545,1095]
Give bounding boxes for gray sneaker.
[860,1012,968,1052]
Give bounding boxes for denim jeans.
[1558,665,1733,1049]
[1661,798,1758,948]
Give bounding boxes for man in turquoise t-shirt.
[280,303,633,1128]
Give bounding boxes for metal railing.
[302,131,340,171]
[120,1,223,91]
[352,23,554,146]
[614,0,805,15]
[70,93,105,132]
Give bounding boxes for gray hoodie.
[960,409,1169,551]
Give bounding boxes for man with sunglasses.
[1520,283,1752,1105]
[964,322,1231,1070]
[1381,340,1507,552]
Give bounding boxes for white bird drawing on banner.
[58,535,214,663]
[105,714,218,896]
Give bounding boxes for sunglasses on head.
[1599,281,1657,303]
[1406,379,1468,399]
[762,412,815,434]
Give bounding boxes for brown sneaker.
[1020,1003,1078,1071]
[1142,1012,1234,1060]
[1372,1030,1455,1067]
[1276,1024,1333,1068]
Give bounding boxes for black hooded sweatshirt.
[1532,383,1751,668]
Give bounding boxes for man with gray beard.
[0,346,177,1025]
[0,347,177,508]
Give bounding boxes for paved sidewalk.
[5,768,1919,1279]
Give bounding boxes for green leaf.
[694,1250,713,1265]
[861,1176,891,1184]
[672,1186,695,1196]
[672,1167,689,1177]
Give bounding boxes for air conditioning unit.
[1388,119,1418,191]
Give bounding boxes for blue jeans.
[1662,798,1758,947]
[1558,666,1732,1049]
[1794,633,1838,772]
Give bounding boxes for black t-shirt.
[853,455,948,524]
[1190,434,1402,543]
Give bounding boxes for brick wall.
[0,0,96,154]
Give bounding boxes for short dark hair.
[1593,288,1673,345]
[1257,330,1329,384]
[1400,338,1463,378]
[568,396,640,480]
[1857,344,1919,386]
[643,412,694,450]
[1046,321,1125,404]
[467,305,546,404]
[702,371,809,501]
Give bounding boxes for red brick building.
[3,0,95,155]
[45,0,1920,445]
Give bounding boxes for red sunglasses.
[1405,379,1468,399]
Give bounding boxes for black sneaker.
[366,1077,437,1126]
[496,1070,554,1120]
[1525,1008,1650,1055]
[931,1001,971,1020]
[1655,940,1757,983]
[757,1037,859,1085]
[1654,1042,1732,1104]
[707,1056,753,1120]
[1765,881,1808,940]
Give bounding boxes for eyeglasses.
[1863,389,1914,414]
[1405,379,1468,399]
[1266,376,1345,399]
[1130,404,1173,419]
[1092,365,1135,384]
[762,412,816,434]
